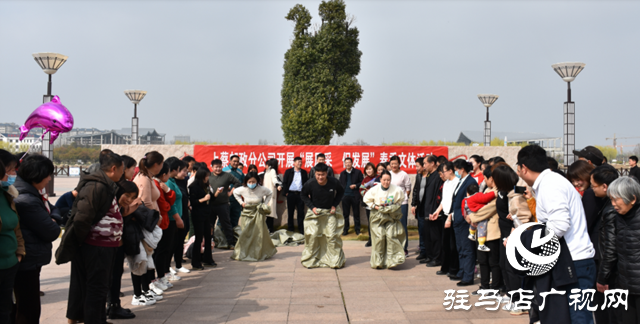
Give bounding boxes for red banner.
[193,145,449,175]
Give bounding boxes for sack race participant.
[300,163,346,269]
[231,172,277,261]
[363,170,406,269]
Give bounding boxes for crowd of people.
[0,145,639,324]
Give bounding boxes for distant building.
[173,135,190,143]
[0,123,43,151]
[456,131,562,157]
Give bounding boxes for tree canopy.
[281,0,363,145]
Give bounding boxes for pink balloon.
[20,96,74,144]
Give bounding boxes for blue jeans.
[417,212,425,255]
[565,258,596,324]
[453,221,476,283]
[401,205,409,251]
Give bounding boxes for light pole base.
[41,95,56,196]
[484,120,491,147]
[564,102,575,165]
[132,117,139,145]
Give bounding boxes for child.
[462,183,496,252]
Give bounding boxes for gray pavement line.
[335,269,351,324]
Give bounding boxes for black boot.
[108,303,136,319]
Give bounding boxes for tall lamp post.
[124,90,147,145]
[33,52,68,196]
[477,94,499,146]
[552,62,585,165]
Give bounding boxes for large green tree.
[281,0,363,145]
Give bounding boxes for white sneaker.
[468,233,476,241]
[131,294,156,306]
[150,280,167,292]
[170,267,177,275]
[145,290,163,301]
[161,277,174,288]
[477,244,491,252]
[177,267,191,273]
[167,273,181,281]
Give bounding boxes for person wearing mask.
[430,162,459,278]
[231,172,277,261]
[58,152,124,324]
[163,158,186,282]
[247,164,259,175]
[590,165,621,324]
[12,155,61,324]
[469,155,485,185]
[450,159,477,286]
[223,155,245,227]
[517,145,596,324]
[605,177,640,323]
[339,157,364,236]
[170,159,191,275]
[308,153,334,179]
[300,163,345,268]
[363,170,406,269]
[188,167,213,270]
[574,146,605,167]
[421,155,444,267]
[263,159,282,233]
[282,157,308,234]
[0,152,25,324]
[359,162,378,247]
[411,157,429,261]
[389,156,411,256]
[209,159,242,248]
[629,156,640,182]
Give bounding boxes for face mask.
[2,175,16,187]
[248,183,257,189]
[455,171,461,179]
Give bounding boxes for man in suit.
[282,157,309,234]
[339,157,364,235]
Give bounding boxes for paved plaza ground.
[39,178,529,324]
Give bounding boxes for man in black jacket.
[339,157,364,235]
[411,157,429,260]
[629,156,640,182]
[421,155,444,267]
[282,157,309,234]
[57,151,123,324]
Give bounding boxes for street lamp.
[552,62,585,165]
[477,94,499,146]
[124,90,147,145]
[33,52,68,197]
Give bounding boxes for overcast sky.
[1,0,639,149]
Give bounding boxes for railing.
[54,165,86,176]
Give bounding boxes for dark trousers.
[14,267,42,324]
[623,294,640,324]
[67,244,116,324]
[108,245,125,305]
[229,199,242,228]
[478,240,502,289]
[563,258,596,324]
[440,223,459,275]
[286,192,305,234]
[342,195,361,233]
[365,209,372,244]
[266,217,274,233]
[173,222,188,269]
[154,221,176,278]
[191,211,213,267]
[400,205,409,251]
[425,216,443,261]
[211,204,235,245]
[0,264,18,324]
[453,221,476,283]
[130,273,150,297]
[499,237,522,292]
[417,212,426,255]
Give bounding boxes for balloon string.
[19,137,44,162]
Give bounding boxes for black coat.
[629,166,640,183]
[338,168,364,198]
[597,199,618,286]
[122,205,160,256]
[582,188,604,261]
[411,174,428,208]
[615,203,640,294]
[55,169,118,264]
[422,172,443,218]
[13,176,62,271]
[282,168,309,195]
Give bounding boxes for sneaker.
[170,267,177,275]
[145,290,163,301]
[510,308,528,316]
[149,283,164,295]
[161,277,174,288]
[150,280,167,291]
[131,294,156,306]
[177,267,191,273]
[478,244,491,252]
[502,303,512,311]
[167,273,181,281]
[468,233,476,241]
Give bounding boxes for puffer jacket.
[13,176,61,271]
[597,198,617,286]
[615,203,640,294]
[55,169,118,264]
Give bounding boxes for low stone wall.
[102,144,521,228]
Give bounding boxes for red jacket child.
[154,179,176,230]
[461,190,496,218]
